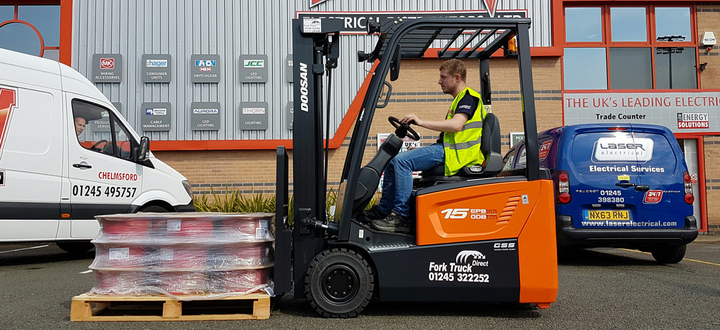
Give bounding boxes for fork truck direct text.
[274,17,558,317]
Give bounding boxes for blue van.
[503,124,698,263]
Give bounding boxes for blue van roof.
[544,123,674,136]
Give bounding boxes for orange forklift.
[274,16,557,317]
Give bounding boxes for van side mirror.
[136,136,150,162]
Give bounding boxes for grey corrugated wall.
[72,0,551,142]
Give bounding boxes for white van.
[0,49,194,253]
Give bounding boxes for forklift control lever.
[377,81,393,108]
[299,208,339,235]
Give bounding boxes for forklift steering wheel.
[388,116,420,141]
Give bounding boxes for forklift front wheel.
[305,248,375,318]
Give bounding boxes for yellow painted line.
[621,248,720,267]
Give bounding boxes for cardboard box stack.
[88,212,274,296]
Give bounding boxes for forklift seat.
[416,112,502,186]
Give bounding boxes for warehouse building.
[0,0,718,231]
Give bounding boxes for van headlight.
[182,180,193,198]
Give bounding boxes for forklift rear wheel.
[305,248,375,318]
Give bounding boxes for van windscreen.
[570,131,677,176]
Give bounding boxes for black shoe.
[372,212,411,234]
[362,205,388,222]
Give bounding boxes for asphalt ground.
[1,235,719,330]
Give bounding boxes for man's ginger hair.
[439,59,467,82]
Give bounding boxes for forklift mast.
[276,17,543,300]
[274,18,344,298]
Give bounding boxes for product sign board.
[190,102,221,130]
[564,91,720,133]
[92,54,123,83]
[286,54,293,83]
[509,132,524,147]
[89,110,111,133]
[286,102,294,130]
[141,54,172,83]
[140,102,172,132]
[239,55,268,83]
[239,102,268,130]
[190,54,221,83]
[296,10,528,34]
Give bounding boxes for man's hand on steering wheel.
[388,116,420,141]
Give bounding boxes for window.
[0,4,61,60]
[609,48,653,89]
[610,7,647,42]
[655,7,692,42]
[72,99,137,161]
[565,7,602,42]
[563,5,697,90]
[564,48,607,90]
[502,149,517,171]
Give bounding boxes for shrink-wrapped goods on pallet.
[86,212,274,297]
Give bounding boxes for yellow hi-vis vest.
[443,87,487,176]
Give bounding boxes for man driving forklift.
[365,59,488,233]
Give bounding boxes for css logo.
[100,58,115,69]
[244,60,264,68]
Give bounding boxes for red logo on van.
[643,190,663,204]
[539,140,552,161]
[0,88,18,152]
[100,58,115,69]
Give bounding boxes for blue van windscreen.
[629,133,677,175]
[570,132,676,175]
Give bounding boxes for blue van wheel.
[651,244,686,264]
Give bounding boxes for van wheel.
[305,248,374,318]
[138,205,170,213]
[651,244,686,264]
[557,246,581,262]
[57,241,94,254]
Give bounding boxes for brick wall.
[155,57,562,197]
[698,4,720,231]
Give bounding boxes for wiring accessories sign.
[92,54,122,83]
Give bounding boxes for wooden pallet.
[70,292,270,321]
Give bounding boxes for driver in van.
[365,59,487,234]
[74,116,87,136]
